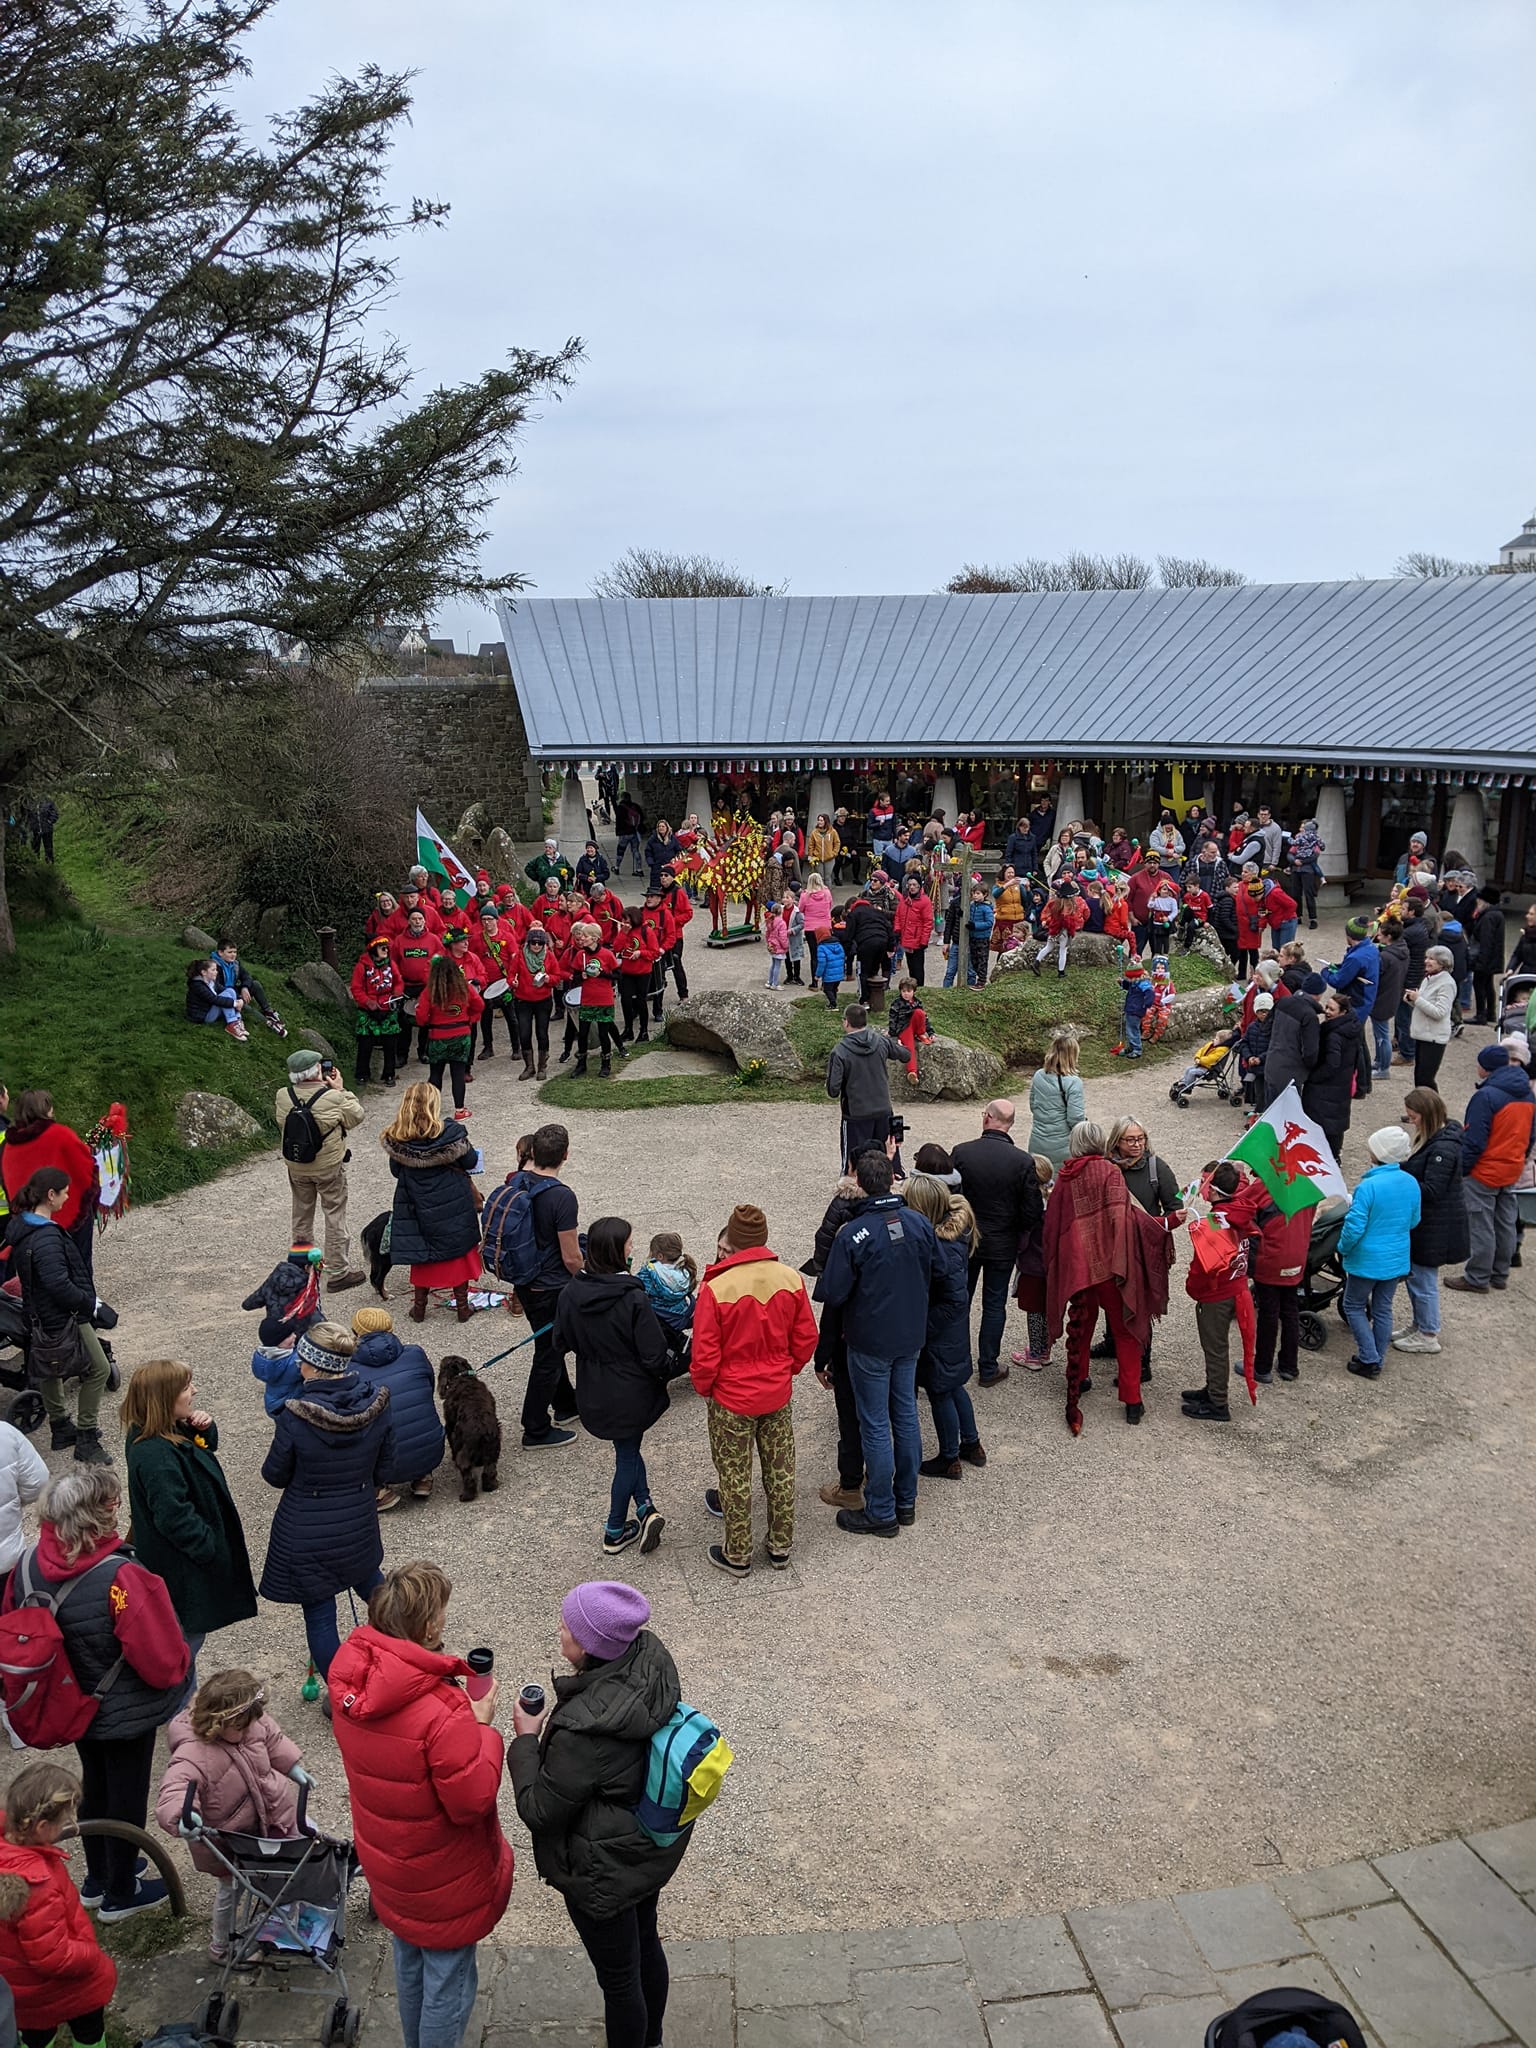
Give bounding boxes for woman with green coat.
[1027,1025,1088,1168]
[121,1360,256,1681]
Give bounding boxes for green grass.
[1,838,342,1203]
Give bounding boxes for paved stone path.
[111,1821,1536,2045]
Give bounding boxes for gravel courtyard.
[11,897,1533,1950]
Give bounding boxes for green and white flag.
[415,808,474,908]
[1227,1082,1349,1214]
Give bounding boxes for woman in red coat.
[0,1762,117,2047]
[350,936,404,1087]
[331,1562,512,2048]
[1044,1123,1173,1434]
[1,1090,98,1280]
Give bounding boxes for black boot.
[600,1057,612,1077]
[73,1428,112,1466]
[49,1417,78,1451]
[572,1057,589,1076]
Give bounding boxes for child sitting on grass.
[640,1232,698,1379]
[0,1762,116,2048]
[155,1669,306,1962]
[886,977,934,1077]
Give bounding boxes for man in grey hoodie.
[825,1005,907,1172]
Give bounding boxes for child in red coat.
[0,1763,116,2048]
[1182,1161,1267,1423]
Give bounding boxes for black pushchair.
[1205,1983,1368,2046]
[1296,1196,1349,1352]
[1498,967,1536,1037]
[0,1290,48,1435]
[178,1774,363,2046]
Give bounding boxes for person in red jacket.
[1251,1197,1313,1384]
[365,890,400,943]
[414,957,484,1116]
[1181,1161,1268,1423]
[392,883,444,940]
[690,1204,818,1577]
[657,872,693,1008]
[1039,880,1088,978]
[891,876,936,985]
[0,1763,116,2048]
[350,936,405,1087]
[1233,875,1270,974]
[0,1091,99,1282]
[639,888,676,1025]
[568,922,622,1078]
[614,908,659,1046]
[473,907,518,1061]
[507,925,564,1080]
[582,883,622,946]
[331,1561,512,2048]
[392,911,438,1066]
[1264,879,1300,943]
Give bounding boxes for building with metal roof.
[497,575,1536,889]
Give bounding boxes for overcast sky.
[242,0,1536,647]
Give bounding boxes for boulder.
[182,924,217,953]
[1162,982,1235,1046]
[174,1091,260,1150]
[996,931,1125,974]
[665,991,803,1080]
[455,801,490,850]
[1183,924,1231,971]
[256,905,287,951]
[481,826,516,886]
[285,960,353,1010]
[901,1034,1005,1102]
[296,1026,340,1064]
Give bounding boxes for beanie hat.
[1406,885,1429,904]
[726,1203,769,1249]
[296,1329,351,1375]
[1368,1126,1413,1164]
[1502,1033,1531,1067]
[1254,992,1274,1013]
[1480,885,1504,906]
[1478,1045,1511,1073]
[352,1306,393,1335]
[1345,917,1371,940]
[1301,973,1328,996]
[1256,959,1283,986]
[561,1581,650,1661]
[287,1049,323,1079]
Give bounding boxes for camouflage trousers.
[706,1399,795,1565]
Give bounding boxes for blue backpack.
[480,1171,557,1288]
[633,1705,733,1846]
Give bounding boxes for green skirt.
[427,1031,474,1066]
[579,1003,615,1025]
[356,1011,401,1039]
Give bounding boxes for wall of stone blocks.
[357,677,543,840]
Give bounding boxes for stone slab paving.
[112,1826,1536,2046]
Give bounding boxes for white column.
[556,769,588,849]
[1054,773,1084,834]
[1315,782,1349,881]
[931,774,959,826]
[1447,789,1487,871]
[687,774,714,829]
[807,773,835,832]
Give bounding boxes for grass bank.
[0,833,340,1203]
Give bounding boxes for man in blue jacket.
[1323,918,1380,1020]
[814,1149,935,1539]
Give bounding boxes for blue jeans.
[1405,1262,1441,1337]
[1123,1013,1143,1055]
[616,832,642,874]
[972,1257,1014,1374]
[1395,998,1414,1059]
[929,1383,978,1460]
[871,837,894,868]
[1372,1017,1393,1075]
[943,941,960,988]
[608,1434,652,1535]
[1274,918,1298,946]
[303,1574,385,1678]
[1342,1274,1398,1367]
[767,955,783,987]
[393,1936,479,2048]
[845,1348,920,1525]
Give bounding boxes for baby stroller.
[0,1289,50,1435]
[177,1773,364,2046]
[1297,1196,1349,1351]
[1169,1037,1241,1109]
[1205,1982,1368,2046]
[1497,967,1536,1037]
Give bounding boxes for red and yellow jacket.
[690,1247,819,1417]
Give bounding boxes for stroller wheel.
[2,1390,46,1436]
[342,2009,362,2048]
[322,1998,348,2046]
[216,1999,240,2042]
[1298,1311,1328,1352]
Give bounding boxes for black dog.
[361,1211,393,1299]
[436,1354,501,1501]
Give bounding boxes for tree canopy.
[0,0,580,948]
[944,552,1246,595]
[592,548,784,598]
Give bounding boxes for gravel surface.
[10,892,1533,1946]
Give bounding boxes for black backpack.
[1205,1986,1369,2048]
[280,1086,325,1166]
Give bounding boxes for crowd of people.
[5,781,1536,2048]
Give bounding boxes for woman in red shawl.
[1044,1122,1174,1434]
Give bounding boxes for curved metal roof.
[497,573,1536,774]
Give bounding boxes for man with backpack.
[274,1051,365,1289]
[482,1123,582,1448]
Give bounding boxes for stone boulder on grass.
[285,960,353,1010]
[901,1035,1005,1102]
[996,931,1125,974]
[175,1091,260,1150]
[482,826,517,886]
[296,1027,340,1064]
[665,991,803,1080]
[1161,983,1235,1046]
[182,924,218,953]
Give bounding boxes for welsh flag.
[415,809,474,908]
[1227,1082,1349,1214]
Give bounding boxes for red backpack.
[0,1549,126,1748]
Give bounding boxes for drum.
[483,977,509,1001]
[403,997,418,1022]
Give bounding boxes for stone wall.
[357,677,543,840]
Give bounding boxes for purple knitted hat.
[562,1581,650,1661]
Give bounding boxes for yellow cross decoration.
[1156,765,1203,815]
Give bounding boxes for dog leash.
[472,1325,553,1374]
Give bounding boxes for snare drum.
[483,977,509,1002]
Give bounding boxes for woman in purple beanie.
[508,1583,688,2048]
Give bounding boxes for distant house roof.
[497,575,1536,776]
[1500,517,1536,555]
[427,636,456,656]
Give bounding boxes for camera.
[889,1115,908,1144]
